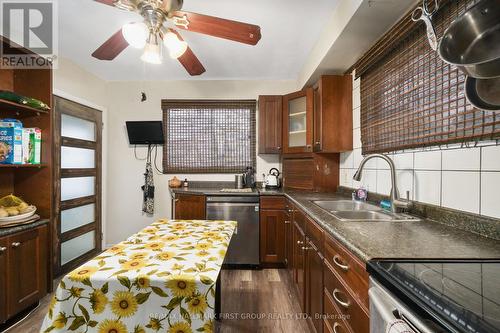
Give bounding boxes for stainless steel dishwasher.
[206,196,259,266]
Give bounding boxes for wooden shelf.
[0,98,49,118]
[289,111,307,117]
[0,164,46,169]
[289,130,306,134]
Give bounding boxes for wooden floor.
[5,269,310,333]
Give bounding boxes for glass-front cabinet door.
[282,88,313,153]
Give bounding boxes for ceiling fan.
[91,0,262,76]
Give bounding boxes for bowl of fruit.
[0,194,37,223]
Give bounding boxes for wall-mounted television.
[126,121,164,145]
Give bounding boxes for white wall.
[105,80,297,245]
[339,76,500,219]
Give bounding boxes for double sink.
[312,200,420,222]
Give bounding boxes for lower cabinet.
[306,237,324,333]
[259,209,286,264]
[0,224,48,324]
[172,194,206,220]
[285,201,294,273]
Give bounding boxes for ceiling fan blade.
[172,11,261,45]
[94,0,115,6]
[92,29,128,60]
[169,29,206,76]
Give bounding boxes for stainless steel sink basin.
[312,200,381,212]
[311,199,420,222]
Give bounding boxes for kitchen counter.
[0,218,49,237]
[169,182,500,263]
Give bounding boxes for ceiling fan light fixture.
[141,33,163,64]
[163,31,188,59]
[122,22,148,49]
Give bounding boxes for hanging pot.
[465,76,500,111]
[438,0,500,79]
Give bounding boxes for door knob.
[11,242,21,248]
[0,246,6,253]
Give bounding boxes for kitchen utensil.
[242,166,256,188]
[264,168,281,189]
[465,76,500,111]
[0,205,36,223]
[438,0,500,79]
[235,174,244,189]
[411,0,439,50]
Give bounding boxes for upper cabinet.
[313,75,353,153]
[282,89,314,154]
[258,95,283,154]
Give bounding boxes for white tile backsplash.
[414,171,441,206]
[442,171,480,214]
[442,148,481,171]
[341,75,500,220]
[481,172,500,219]
[482,145,500,171]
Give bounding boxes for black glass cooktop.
[368,260,500,333]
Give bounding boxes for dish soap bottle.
[183,178,189,188]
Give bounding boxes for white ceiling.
[58,0,339,81]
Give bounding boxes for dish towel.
[386,319,415,333]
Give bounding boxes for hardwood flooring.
[4,269,310,333]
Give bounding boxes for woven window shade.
[162,100,256,173]
[356,0,500,154]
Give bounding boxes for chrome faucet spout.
[353,154,410,213]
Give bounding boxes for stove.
[368,260,500,333]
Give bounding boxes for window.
[162,100,256,173]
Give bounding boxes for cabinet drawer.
[306,216,324,251]
[324,290,353,333]
[324,234,369,308]
[324,261,369,333]
[260,196,286,210]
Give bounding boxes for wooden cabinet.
[260,196,286,265]
[292,220,306,310]
[313,75,353,153]
[173,194,206,220]
[284,200,293,270]
[306,237,324,333]
[282,89,314,154]
[0,224,48,324]
[258,95,282,154]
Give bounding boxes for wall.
[53,57,110,247]
[339,76,500,220]
[105,79,297,245]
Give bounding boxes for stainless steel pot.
[465,76,500,111]
[438,0,500,79]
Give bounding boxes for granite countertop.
[169,182,500,262]
[0,218,49,237]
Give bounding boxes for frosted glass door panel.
[61,114,96,141]
[61,204,95,233]
[61,146,95,169]
[289,132,307,147]
[289,97,306,114]
[288,96,307,147]
[61,231,95,265]
[61,176,95,201]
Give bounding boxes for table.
[41,219,237,333]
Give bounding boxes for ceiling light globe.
[141,42,162,64]
[163,31,188,59]
[122,22,148,49]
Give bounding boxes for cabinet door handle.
[11,242,21,248]
[333,322,342,333]
[332,289,350,308]
[174,199,179,202]
[277,146,281,150]
[297,240,303,245]
[315,141,320,145]
[0,246,6,253]
[333,255,349,271]
[284,220,291,224]
[301,246,311,251]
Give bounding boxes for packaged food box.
[22,127,41,164]
[0,119,23,164]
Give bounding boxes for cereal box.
[0,119,23,164]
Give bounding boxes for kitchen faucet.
[353,154,411,213]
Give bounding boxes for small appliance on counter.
[235,174,244,189]
[262,168,281,189]
[368,259,500,333]
[242,166,256,188]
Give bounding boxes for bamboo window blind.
[356,0,499,154]
[162,100,256,173]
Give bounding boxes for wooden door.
[282,89,313,154]
[313,85,322,152]
[173,194,206,220]
[7,226,47,317]
[258,95,282,154]
[293,221,306,310]
[54,96,102,276]
[307,239,324,333]
[260,209,285,264]
[0,236,7,323]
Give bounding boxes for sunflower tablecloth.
[41,219,237,333]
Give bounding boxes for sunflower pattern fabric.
[40,219,237,333]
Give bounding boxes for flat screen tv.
[126,121,164,145]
